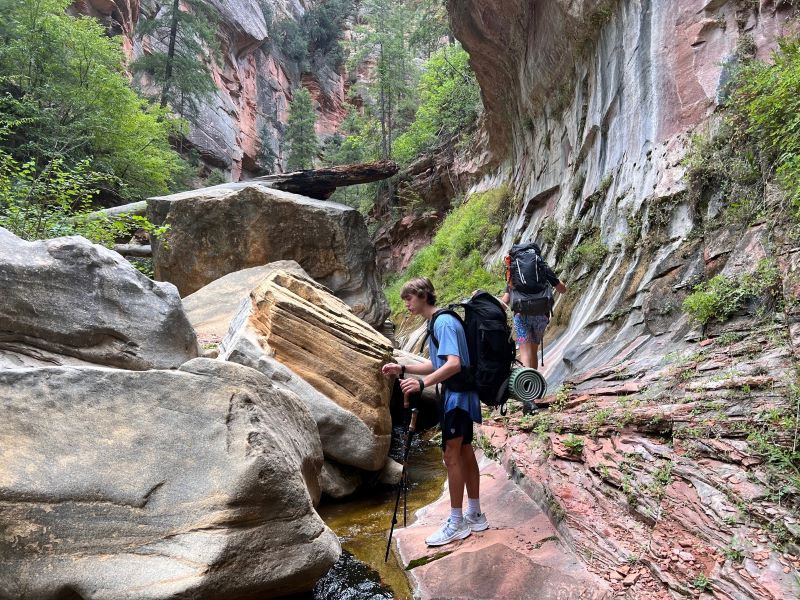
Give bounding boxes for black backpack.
[505,242,554,316]
[426,291,516,413]
[507,242,548,293]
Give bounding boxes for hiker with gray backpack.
[501,242,567,369]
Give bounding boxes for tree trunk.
[160,0,180,109]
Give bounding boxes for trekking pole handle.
[403,391,410,409]
[408,407,418,432]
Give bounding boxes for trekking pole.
[403,391,410,526]
[385,404,418,562]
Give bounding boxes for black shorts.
[440,407,474,449]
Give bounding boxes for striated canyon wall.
[449,0,796,382]
[441,1,800,598]
[74,0,349,180]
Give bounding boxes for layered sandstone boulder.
[183,260,311,340]
[147,183,389,327]
[0,228,198,371]
[219,269,394,472]
[0,358,340,599]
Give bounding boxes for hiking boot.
[464,511,489,532]
[425,517,471,546]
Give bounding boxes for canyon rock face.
[407,1,800,598]
[0,228,198,371]
[148,182,389,326]
[76,0,348,179]
[0,358,340,599]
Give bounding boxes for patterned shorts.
[513,314,550,345]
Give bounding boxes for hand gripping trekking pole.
[385,404,418,562]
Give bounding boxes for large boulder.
[220,269,394,471]
[0,358,340,599]
[183,260,312,340]
[0,228,198,371]
[147,183,389,327]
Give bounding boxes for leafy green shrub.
[0,0,183,201]
[0,151,168,248]
[728,37,800,222]
[686,35,800,231]
[563,434,584,455]
[561,234,608,273]
[682,260,779,325]
[385,187,513,317]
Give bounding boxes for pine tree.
[131,0,219,117]
[285,88,319,171]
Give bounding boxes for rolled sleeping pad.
[508,367,547,402]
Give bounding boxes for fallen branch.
[113,244,152,257]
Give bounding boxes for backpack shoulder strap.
[427,308,464,350]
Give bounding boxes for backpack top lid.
[509,241,541,257]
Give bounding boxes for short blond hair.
[400,277,437,305]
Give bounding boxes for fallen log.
[251,160,399,200]
[85,201,147,221]
[113,244,152,257]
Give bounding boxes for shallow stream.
[311,428,447,599]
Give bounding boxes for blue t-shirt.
[428,313,482,423]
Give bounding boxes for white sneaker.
[425,517,471,546]
[464,511,489,532]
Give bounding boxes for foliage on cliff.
[0,0,182,204]
[686,35,800,236]
[385,187,514,317]
[392,44,481,164]
[131,0,219,116]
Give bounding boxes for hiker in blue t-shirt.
[382,277,488,546]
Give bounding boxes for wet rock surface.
[394,454,610,600]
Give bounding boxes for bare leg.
[443,438,465,509]
[530,342,540,369]
[461,444,480,501]
[519,342,536,368]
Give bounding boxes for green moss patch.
[405,550,453,571]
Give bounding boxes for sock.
[467,498,481,516]
[449,507,463,524]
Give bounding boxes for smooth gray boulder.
[148,183,390,327]
[0,358,340,599]
[320,461,363,499]
[0,228,199,370]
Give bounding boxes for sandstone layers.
[216,269,394,472]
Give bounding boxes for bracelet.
[400,365,405,377]
[418,379,425,394]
